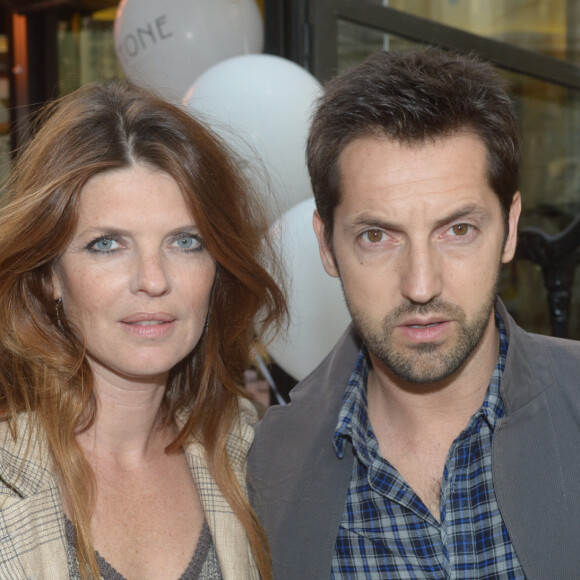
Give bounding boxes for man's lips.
[397,317,451,341]
[399,317,449,328]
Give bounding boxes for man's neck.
[365,316,500,518]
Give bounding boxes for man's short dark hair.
[307,48,521,245]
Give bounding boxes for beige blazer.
[0,398,259,580]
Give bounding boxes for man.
[248,48,580,579]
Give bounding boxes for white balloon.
[114,0,263,102]
[267,198,350,381]
[184,54,322,221]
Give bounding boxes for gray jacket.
[248,300,580,579]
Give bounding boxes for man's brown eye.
[451,224,470,236]
[366,229,383,243]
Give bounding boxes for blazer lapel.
[184,400,259,580]
[185,441,258,580]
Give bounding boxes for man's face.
[313,133,520,384]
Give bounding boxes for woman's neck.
[77,366,174,467]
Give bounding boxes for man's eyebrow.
[432,203,492,230]
[349,203,492,232]
[349,215,397,230]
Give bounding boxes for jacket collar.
[495,298,553,414]
[0,397,257,498]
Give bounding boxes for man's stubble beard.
[343,269,501,384]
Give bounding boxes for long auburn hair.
[0,81,286,579]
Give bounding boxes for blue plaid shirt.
[331,314,525,579]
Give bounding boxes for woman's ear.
[51,265,62,301]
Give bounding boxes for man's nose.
[399,242,443,304]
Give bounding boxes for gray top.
[249,299,580,580]
[65,518,222,580]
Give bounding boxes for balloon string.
[252,351,287,406]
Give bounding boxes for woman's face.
[52,164,216,388]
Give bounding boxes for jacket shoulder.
[504,322,580,404]
[0,414,54,499]
[249,324,361,491]
[253,325,361,443]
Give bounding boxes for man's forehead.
[338,130,487,167]
[336,133,492,208]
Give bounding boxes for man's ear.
[313,210,339,278]
[501,192,521,264]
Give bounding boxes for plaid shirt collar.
[334,312,509,460]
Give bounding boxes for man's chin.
[374,343,466,384]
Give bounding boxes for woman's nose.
[130,251,171,296]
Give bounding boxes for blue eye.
[172,234,202,252]
[87,236,121,253]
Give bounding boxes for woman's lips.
[120,313,176,337]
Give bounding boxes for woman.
[0,81,285,579]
